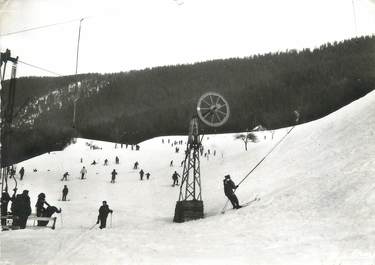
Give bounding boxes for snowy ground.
[1,90,375,265]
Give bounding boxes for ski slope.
[1,90,375,265]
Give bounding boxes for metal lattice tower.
[173,92,230,223]
[178,117,202,201]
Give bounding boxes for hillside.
[2,35,375,165]
[1,90,375,265]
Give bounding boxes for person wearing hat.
[35,193,50,217]
[223,175,241,209]
[97,201,113,229]
[62,185,69,201]
[1,188,12,226]
[11,190,31,229]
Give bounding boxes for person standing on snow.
[80,166,87,179]
[139,169,144,181]
[62,185,69,201]
[115,156,119,164]
[172,171,180,186]
[11,190,31,229]
[1,189,12,225]
[111,169,118,183]
[223,175,241,209]
[19,167,25,181]
[97,201,113,229]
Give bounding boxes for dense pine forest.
[2,35,375,164]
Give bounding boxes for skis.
[240,197,261,208]
[221,196,260,214]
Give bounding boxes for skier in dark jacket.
[62,185,68,201]
[172,171,180,186]
[97,201,113,229]
[61,172,69,181]
[223,175,241,209]
[111,169,118,183]
[139,169,144,181]
[1,189,12,225]
[11,190,31,229]
[19,167,25,180]
[35,193,50,217]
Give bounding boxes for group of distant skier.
[1,137,246,232]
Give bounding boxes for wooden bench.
[1,214,57,230]
[28,214,57,229]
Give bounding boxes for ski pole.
[89,223,97,230]
[110,213,112,228]
[221,199,230,214]
[60,211,63,227]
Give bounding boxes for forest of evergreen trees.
[2,35,375,164]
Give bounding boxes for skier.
[115,156,119,164]
[19,167,25,181]
[80,166,87,179]
[133,161,139,170]
[91,160,97,165]
[62,185,69,201]
[1,189,12,226]
[139,169,144,181]
[61,172,69,181]
[80,158,83,163]
[111,169,117,183]
[35,193,51,217]
[146,172,150,180]
[11,190,31,229]
[104,159,108,166]
[97,201,113,229]
[223,175,241,209]
[172,171,180,186]
[9,167,16,178]
[170,160,173,167]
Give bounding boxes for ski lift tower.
[173,92,230,223]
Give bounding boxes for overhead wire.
[0,18,85,37]
[18,60,63,76]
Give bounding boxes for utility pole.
[352,0,358,36]
[73,18,84,128]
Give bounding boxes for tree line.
[2,35,374,164]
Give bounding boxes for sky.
[0,0,375,78]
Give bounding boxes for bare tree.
[235,131,257,151]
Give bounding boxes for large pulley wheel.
[196,92,230,127]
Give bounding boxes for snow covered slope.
[1,90,375,265]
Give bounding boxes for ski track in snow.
[1,90,375,265]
